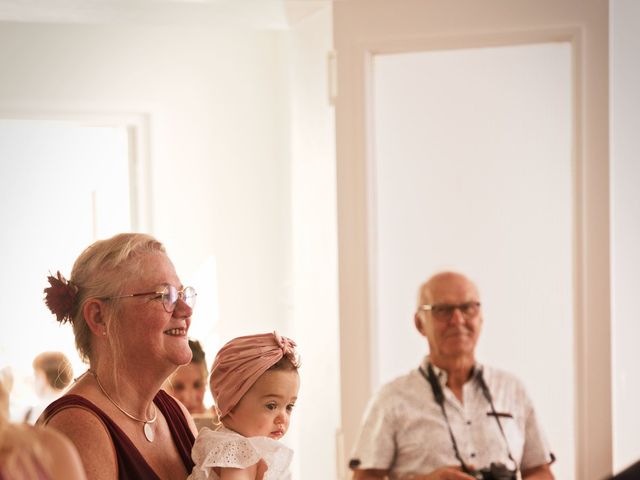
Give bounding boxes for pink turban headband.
[210,331,299,418]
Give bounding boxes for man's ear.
[414,313,427,336]
[83,298,108,337]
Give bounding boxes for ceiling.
[0,0,331,29]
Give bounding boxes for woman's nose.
[173,298,193,318]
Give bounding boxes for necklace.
[90,370,158,442]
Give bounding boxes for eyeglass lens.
[431,302,480,320]
[162,285,197,312]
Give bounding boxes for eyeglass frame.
[102,284,197,313]
[417,301,481,321]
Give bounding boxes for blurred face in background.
[168,361,207,414]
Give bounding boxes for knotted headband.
[210,331,299,418]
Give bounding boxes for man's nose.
[449,307,466,324]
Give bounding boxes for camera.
[467,462,517,480]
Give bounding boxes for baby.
[188,332,300,480]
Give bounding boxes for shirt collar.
[421,355,483,386]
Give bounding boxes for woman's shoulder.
[40,393,110,434]
[42,395,117,480]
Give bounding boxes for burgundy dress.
[41,390,195,480]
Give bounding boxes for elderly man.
[349,271,554,480]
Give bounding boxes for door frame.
[0,110,151,233]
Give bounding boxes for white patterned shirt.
[349,357,553,479]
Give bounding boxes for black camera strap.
[476,368,518,472]
[419,364,472,473]
[418,363,519,475]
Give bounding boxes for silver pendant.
[143,422,155,442]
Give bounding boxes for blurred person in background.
[166,339,217,430]
[24,352,73,424]
[1,366,86,480]
[350,271,555,480]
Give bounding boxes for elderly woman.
[38,233,198,479]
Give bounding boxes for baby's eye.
[286,404,295,413]
[265,403,277,411]
[173,383,185,392]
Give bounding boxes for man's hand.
[401,466,477,480]
[521,463,554,479]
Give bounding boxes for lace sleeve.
[248,437,293,480]
[192,428,262,472]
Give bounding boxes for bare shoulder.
[45,405,117,480]
[36,427,87,480]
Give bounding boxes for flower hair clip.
[44,271,78,324]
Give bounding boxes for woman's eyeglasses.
[103,285,197,313]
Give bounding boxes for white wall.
[610,0,640,473]
[285,6,339,480]
[0,21,291,354]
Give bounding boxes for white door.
[334,1,609,479]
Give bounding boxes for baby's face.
[226,368,299,440]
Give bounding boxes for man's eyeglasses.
[104,285,197,313]
[418,301,481,321]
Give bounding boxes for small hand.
[255,459,269,480]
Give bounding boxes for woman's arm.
[46,407,117,480]
[218,463,260,480]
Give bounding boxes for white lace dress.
[187,427,293,480]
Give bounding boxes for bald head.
[417,271,480,308]
[414,271,483,366]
